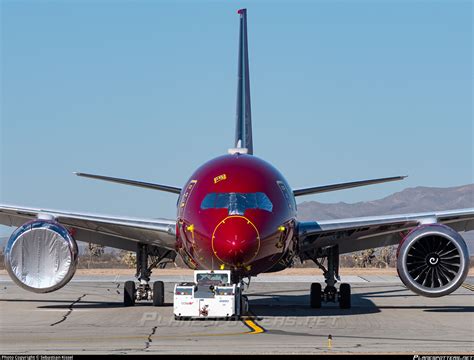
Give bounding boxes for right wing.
[298,208,474,255]
[0,204,176,252]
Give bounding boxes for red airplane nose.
[212,216,260,267]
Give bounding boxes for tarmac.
[0,273,473,354]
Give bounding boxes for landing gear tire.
[310,283,322,308]
[153,281,165,307]
[339,283,351,309]
[124,281,136,307]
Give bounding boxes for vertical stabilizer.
[234,9,253,155]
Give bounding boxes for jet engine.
[4,220,78,293]
[397,224,469,297]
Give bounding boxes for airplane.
[1,9,472,311]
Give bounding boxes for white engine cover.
[4,220,78,293]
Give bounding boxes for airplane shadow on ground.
[38,301,174,309]
[0,298,173,309]
[2,287,472,314]
[248,294,380,317]
[38,302,174,309]
[247,287,474,317]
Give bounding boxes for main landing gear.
[123,244,173,307]
[309,245,351,309]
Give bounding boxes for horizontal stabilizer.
[293,176,407,197]
[74,172,181,194]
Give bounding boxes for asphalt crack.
[50,294,87,326]
[115,278,121,294]
[144,326,158,350]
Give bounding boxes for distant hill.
[297,184,473,220]
[297,184,474,254]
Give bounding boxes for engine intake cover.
[4,220,78,293]
[397,224,469,297]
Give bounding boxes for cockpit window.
[201,193,217,209]
[201,192,273,215]
[277,181,296,211]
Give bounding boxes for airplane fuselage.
[176,154,297,277]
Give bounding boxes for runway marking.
[462,283,474,291]
[240,310,265,334]
[242,318,265,334]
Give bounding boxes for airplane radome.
[1,9,472,319]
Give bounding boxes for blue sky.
[0,0,472,234]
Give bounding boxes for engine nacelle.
[4,220,78,293]
[397,224,469,297]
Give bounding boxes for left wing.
[74,172,182,194]
[0,204,176,252]
[298,208,474,255]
